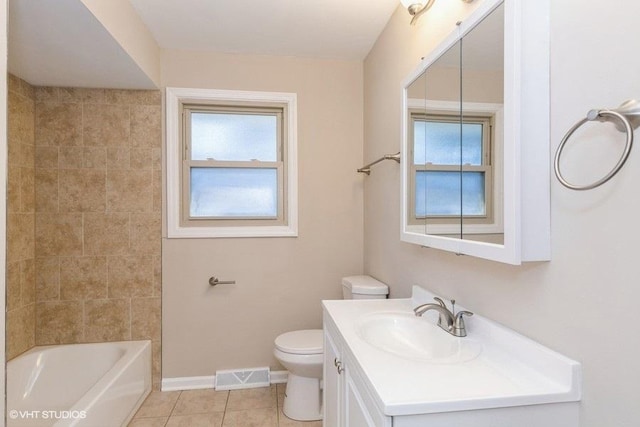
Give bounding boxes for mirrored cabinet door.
[460,3,504,245]
[407,41,463,239]
[406,66,428,236]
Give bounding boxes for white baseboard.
[270,370,288,384]
[161,370,289,391]
[161,375,215,391]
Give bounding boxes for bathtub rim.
[7,340,152,427]
[69,340,152,426]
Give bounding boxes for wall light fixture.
[401,0,475,25]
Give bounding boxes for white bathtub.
[7,340,152,427]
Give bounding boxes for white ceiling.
[8,0,400,89]
[8,0,157,89]
[128,0,401,60]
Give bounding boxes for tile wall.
[6,75,36,360]
[28,84,162,386]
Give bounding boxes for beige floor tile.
[173,389,229,415]
[134,391,180,418]
[166,413,224,427]
[128,417,168,427]
[226,385,277,411]
[276,384,285,408]
[222,407,278,427]
[277,408,322,427]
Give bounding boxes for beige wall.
[30,86,162,387]
[365,2,640,427]
[6,74,36,360]
[161,50,364,377]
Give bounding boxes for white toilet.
[274,275,388,421]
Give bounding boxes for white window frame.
[166,87,298,238]
[406,98,503,235]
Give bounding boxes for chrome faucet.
[413,297,473,337]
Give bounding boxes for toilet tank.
[341,276,388,300]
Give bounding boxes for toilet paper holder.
[209,277,236,286]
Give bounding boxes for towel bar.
[357,152,401,175]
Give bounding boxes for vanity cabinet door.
[325,314,391,427]
[323,328,344,427]
[345,373,377,427]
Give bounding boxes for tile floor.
[128,384,322,427]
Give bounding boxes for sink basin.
[356,311,482,363]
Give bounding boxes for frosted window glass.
[190,168,278,217]
[191,113,277,161]
[415,171,485,217]
[413,121,483,165]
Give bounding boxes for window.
[166,88,298,238]
[408,107,501,233]
[184,105,284,222]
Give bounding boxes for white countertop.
[322,286,581,417]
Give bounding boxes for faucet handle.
[433,297,446,307]
[455,310,473,324]
[453,310,473,337]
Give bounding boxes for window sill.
[167,224,298,239]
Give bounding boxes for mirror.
[460,3,504,244]
[401,0,551,264]
[407,41,462,237]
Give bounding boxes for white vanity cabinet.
[323,326,343,426]
[322,290,581,427]
[323,316,391,427]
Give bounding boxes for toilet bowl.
[274,329,324,421]
[274,275,389,421]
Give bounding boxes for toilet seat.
[274,329,323,355]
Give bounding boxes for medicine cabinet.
[400,0,551,264]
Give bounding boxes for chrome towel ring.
[554,100,640,191]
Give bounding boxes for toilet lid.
[275,329,323,355]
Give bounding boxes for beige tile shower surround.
[6,75,36,361]
[6,77,163,386]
